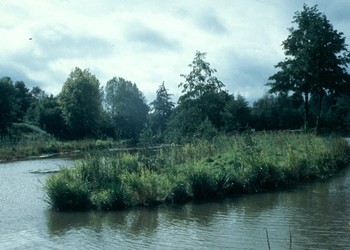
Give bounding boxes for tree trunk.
[304,91,309,130]
[315,94,324,135]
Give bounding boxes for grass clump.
[45,132,350,211]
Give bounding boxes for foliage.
[104,77,149,142]
[0,77,17,132]
[251,93,303,130]
[14,81,31,121]
[26,92,65,137]
[166,51,250,142]
[146,82,174,143]
[59,67,103,139]
[178,50,225,103]
[267,4,350,130]
[45,133,350,211]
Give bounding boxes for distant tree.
[104,77,149,142]
[59,67,103,139]
[267,4,350,131]
[222,94,251,132]
[179,50,225,103]
[251,94,303,130]
[14,81,31,122]
[166,51,250,142]
[26,90,65,137]
[148,82,174,140]
[0,77,17,132]
[26,87,47,124]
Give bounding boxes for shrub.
[45,169,91,211]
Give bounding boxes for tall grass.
[45,132,350,211]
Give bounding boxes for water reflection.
[45,171,350,249]
[1,158,350,249]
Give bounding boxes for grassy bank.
[0,123,128,161]
[0,137,126,162]
[45,132,350,211]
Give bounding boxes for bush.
[45,169,91,211]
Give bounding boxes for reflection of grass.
[45,132,350,211]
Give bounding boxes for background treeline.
[2,5,350,144]
[1,53,350,144]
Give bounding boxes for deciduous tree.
[104,77,149,142]
[0,77,17,132]
[59,67,103,139]
[267,4,350,131]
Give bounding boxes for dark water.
[0,158,350,249]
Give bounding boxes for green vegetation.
[2,6,350,145]
[0,123,128,161]
[45,132,350,211]
[1,5,350,212]
[268,4,350,131]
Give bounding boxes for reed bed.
[45,132,350,211]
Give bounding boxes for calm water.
[0,158,350,249]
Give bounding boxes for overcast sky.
[1,0,350,103]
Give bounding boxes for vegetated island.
[45,132,350,211]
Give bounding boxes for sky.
[1,0,350,104]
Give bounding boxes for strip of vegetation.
[0,123,129,162]
[45,132,350,211]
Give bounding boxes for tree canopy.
[104,77,149,141]
[267,4,350,130]
[0,77,17,132]
[59,67,103,139]
[178,51,225,103]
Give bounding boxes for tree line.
[1,5,350,143]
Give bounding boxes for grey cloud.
[0,64,38,89]
[125,23,181,51]
[34,30,113,59]
[215,49,274,103]
[2,26,113,82]
[196,12,227,34]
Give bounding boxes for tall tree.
[179,51,225,103]
[0,77,17,132]
[26,90,65,137]
[59,67,103,139]
[267,4,350,131]
[14,81,31,122]
[104,77,149,142]
[149,82,174,135]
[166,51,247,142]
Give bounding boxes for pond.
[0,158,349,249]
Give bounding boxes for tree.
[179,51,225,103]
[148,82,174,139]
[59,67,103,139]
[104,77,149,142]
[250,94,303,130]
[166,51,250,142]
[0,77,17,132]
[14,81,31,122]
[26,89,65,137]
[267,4,350,131]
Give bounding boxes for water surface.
[0,158,349,249]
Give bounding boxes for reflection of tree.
[127,207,159,237]
[164,201,232,227]
[46,210,127,236]
[285,169,350,249]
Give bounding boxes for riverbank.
[45,132,350,211]
[0,138,128,162]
